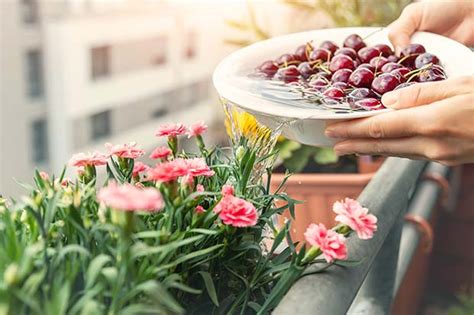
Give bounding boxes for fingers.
[325,107,425,139]
[382,77,474,109]
[387,3,422,52]
[333,137,430,158]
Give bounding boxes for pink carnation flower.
[60,178,71,188]
[147,158,189,183]
[132,162,150,177]
[105,142,145,159]
[155,123,186,137]
[97,181,164,212]
[196,184,205,192]
[149,146,172,160]
[39,171,50,181]
[195,205,205,214]
[221,184,234,196]
[69,152,108,167]
[333,198,377,240]
[304,223,347,263]
[185,158,215,177]
[214,193,258,227]
[187,121,208,138]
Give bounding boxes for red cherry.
[387,55,399,63]
[414,53,440,69]
[275,66,300,83]
[308,78,328,91]
[400,44,426,67]
[371,73,400,95]
[309,48,331,62]
[258,60,279,77]
[418,66,446,82]
[332,82,348,90]
[329,55,355,72]
[334,47,358,60]
[343,34,366,51]
[358,47,380,63]
[381,62,403,73]
[390,67,410,82]
[348,87,374,99]
[332,69,353,83]
[395,82,415,90]
[277,53,299,66]
[298,62,315,79]
[370,56,389,70]
[348,68,374,88]
[294,44,312,61]
[323,87,345,99]
[319,41,339,55]
[374,44,393,57]
[358,63,375,72]
[354,98,384,110]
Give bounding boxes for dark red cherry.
[332,82,348,90]
[298,62,315,79]
[358,63,375,72]
[277,53,299,66]
[348,87,374,99]
[332,69,353,83]
[308,78,328,91]
[323,87,345,99]
[258,60,279,77]
[390,67,410,82]
[358,47,380,63]
[311,71,332,81]
[319,41,339,55]
[309,48,331,62]
[371,73,400,95]
[381,62,403,73]
[414,53,440,69]
[294,44,311,61]
[343,34,366,51]
[374,44,393,57]
[354,98,384,110]
[387,55,399,63]
[348,68,374,88]
[329,55,355,72]
[275,66,300,83]
[394,82,415,90]
[334,47,358,60]
[370,56,389,70]
[400,43,426,67]
[418,66,446,82]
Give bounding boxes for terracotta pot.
[272,157,382,243]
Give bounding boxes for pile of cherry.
[256,34,446,111]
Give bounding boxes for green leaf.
[86,254,111,289]
[314,147,339,165]
[198,271,219,306]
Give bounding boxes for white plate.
[213,27,474,146]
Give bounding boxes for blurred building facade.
[1,0,235,197]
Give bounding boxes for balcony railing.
[274,157,450,315]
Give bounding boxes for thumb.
[382,77,472,109]
[388,3,422,53]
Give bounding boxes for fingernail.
[334,145,350,156]
[381,91,398,108]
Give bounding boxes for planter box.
[272,157,383,243]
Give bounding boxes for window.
[91,111,111,140]
[31,119,49,163]
[91,46,110,79]
[21,0,39,24]
[153,36,168,65]
[26,49,44,98]
[184,31,197,59]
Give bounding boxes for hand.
[324,77,474,166]
[389,1,474,51]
